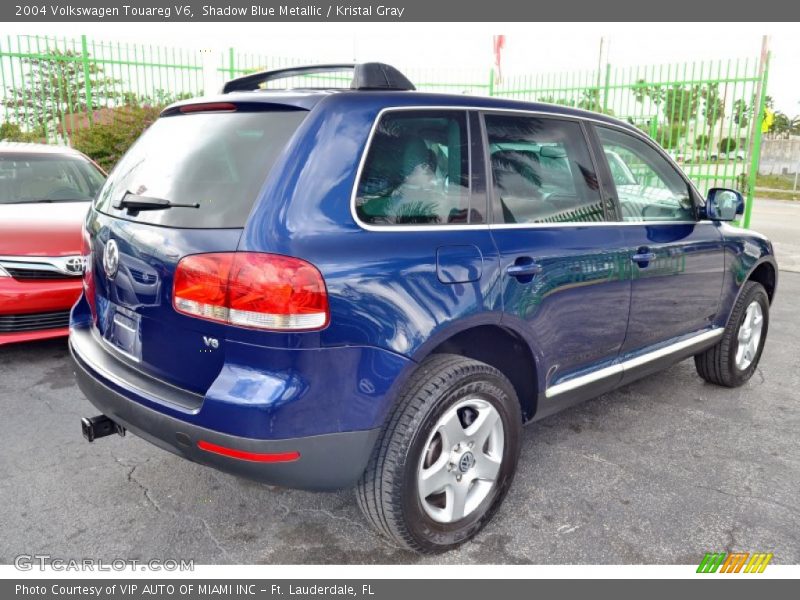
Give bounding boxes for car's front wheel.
[356,354,522,553]
[695,281,770,387]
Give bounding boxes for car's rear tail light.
[173,252,329,331]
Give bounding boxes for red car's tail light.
[173,252,329,331]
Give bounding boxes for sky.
[7,22,800,114]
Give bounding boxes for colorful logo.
[697,552,773,573]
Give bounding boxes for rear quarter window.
[95,109,306,228]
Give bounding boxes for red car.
[0,143,106,345]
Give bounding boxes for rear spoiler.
[221,62,416,93]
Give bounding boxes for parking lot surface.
[751,198,800,273]
[0,279,798,565]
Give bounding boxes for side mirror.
[705,188,744,221]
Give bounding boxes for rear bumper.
[71,343,381,490]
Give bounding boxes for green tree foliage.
[718,137,737,154]
[732,99,751,129]
[701,84,724,135]
[695,133,710,150]
[655,123,687,150]
[576,87,614,115]
[768,111,800,138]
[662,86,701,125]
[2,49,123,135]
[633,79,665,107]
[634,81,702,126]
[71,104,162,172]
[536,95,575,107]
[0,121,45,142]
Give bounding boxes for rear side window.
[355,110,478,226]
[485,114,604,224]
[95,109,306,228]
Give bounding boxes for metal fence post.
[228,47,235,80]
[80,34,93,124]
[602,63,611,113]
[488,68,494,97]
[743,37,770,229]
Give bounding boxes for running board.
[545,328,724,398]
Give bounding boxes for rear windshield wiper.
[114,191,200,213]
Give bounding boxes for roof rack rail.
[221,62,416,94]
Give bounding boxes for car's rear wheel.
[356,354,522,553]
[694,281,770,387]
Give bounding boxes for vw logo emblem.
[64,256,84,275]
[458,451,476,473]
[103,239,119,278]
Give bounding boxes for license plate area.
[102,304,142,362]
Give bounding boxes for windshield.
[94,109,307,228]
[0,153,105,204]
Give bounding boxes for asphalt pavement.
[751,197,800,272]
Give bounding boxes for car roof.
[0,141,88,157]
[166,89,642,135]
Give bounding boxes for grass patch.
[757,173,798,190]
[755,174,799,200]
[756,189,800,201]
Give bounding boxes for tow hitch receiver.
[81,415,126,442]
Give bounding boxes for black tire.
[356,353,522,553]
[694,281,770,387]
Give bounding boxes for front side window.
[485,114,603,224]
[355,110,475,226]
[596,126,695,222]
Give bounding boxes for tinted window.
[485,115,603,224]
[597,126,694,222]
[0,154,105,204]
[95,110,306,228]
[356,110,477,226]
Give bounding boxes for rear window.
[0,153,105,204]
[94,109,307,228]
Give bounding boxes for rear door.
[591,124,725,355]
[483,112,631,412]
[86,106,307,394]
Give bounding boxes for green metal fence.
[495,57,770,227]
[0,34,769,226]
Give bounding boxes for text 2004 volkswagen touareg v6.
[70,63,777,553]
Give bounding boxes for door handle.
[507,260,543,278]
[631,252,656,264]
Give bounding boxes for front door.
[592,124,725,355]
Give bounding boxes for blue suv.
[70,63,777,553]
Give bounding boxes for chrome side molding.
[545,328,724,398]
